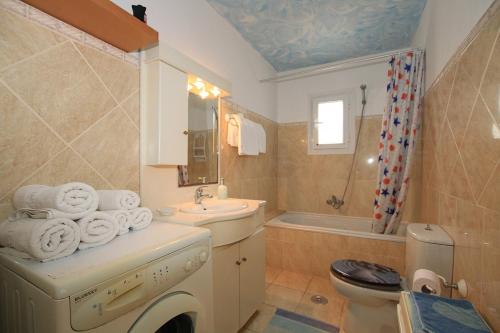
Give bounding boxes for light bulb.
[193,78,205,90]
[187,83,193,91]
[200,90,209,99]
[211,86,221,97]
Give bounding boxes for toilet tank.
[405,223,454,293]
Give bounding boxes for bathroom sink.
[180,200,248,214]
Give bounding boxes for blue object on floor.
[408,292,492,333]
[263,308,339,333]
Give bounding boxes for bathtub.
[267,211,407,243]
[265,211,407,277]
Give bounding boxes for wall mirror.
[178,92,219,186]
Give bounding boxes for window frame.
[308,90,355,155]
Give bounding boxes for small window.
[309,91,354,154]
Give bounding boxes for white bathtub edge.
[266,213,406,243]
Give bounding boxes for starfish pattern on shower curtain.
[373,50,424,234]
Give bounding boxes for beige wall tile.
[23,148,110,189]
[0,82,65,198]
[265,266,282,284]
[479,163,500,211]
[435,121,460,187]
[266,239,283,269]
[460,97,500,199]
[281,242,314,274]
[76,43,139,104]
[446,157,474,201]
[1,42,116,142]
[121,90,140,126]
[0,3,140,222]
[479,24,500,123]
[426,64,457,145]
[445,64,478,146]
[220,101,278,214]
[460,8,500,89]
[71,107,139,190]
[481,209,500,329]
[0,8,65,70]
[276,117,405,219]
[421,6,500,330]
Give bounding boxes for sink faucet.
[194,186,213,204]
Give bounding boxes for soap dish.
[157,207,177,216]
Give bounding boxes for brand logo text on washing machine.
[74,288,97,303]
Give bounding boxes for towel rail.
[224,113,242,127]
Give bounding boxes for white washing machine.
[0,222,214,333]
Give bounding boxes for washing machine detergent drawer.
[69,240,210,331]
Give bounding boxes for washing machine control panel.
[70,239,210,331]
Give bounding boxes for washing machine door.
[129,292,205,333]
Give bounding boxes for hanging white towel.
[0,217,80,261]
[255,123,266,153]
[77,212,119,250]
[13,183,98,220]
[102,210,130,236]
[238,118,260,156]
[97,190,140,211]
[128,207,153,231]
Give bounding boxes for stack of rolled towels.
[0,182,153,262]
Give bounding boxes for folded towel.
[77,212,119,250]
[128,207,153,231]
[408,291,492,333]
[0,217,80,261]
[102,210,130,236]
[255,123,266,153]
[13,183,98,220]
[97,190,140,210]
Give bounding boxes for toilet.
[330,223,454,333]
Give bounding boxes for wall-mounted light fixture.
[187,75,228,99]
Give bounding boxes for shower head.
[360,84,367,105]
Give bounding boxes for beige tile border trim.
[0,0,139,67]
[427,0,500,91]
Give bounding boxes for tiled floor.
[240,267,347,333]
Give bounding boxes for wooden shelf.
[22,0,158,52]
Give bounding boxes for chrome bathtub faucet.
[194,186,213,204]
[326,195,344,209]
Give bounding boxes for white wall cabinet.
[142,60,188,165]
[213,228,265,333]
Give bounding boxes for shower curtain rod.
[260,47,421,83]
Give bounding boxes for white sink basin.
[180,200,249,214]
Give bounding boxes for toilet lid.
[331,259,401,291]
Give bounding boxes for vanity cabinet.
[213,228,265,333]
[142,59,188,166]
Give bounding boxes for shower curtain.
[372,50,424,234]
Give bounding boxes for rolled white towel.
[97,190,140,210]
[0,218,80,261]
[102,210,130,236]
[77,212,119,250]
[13,183,98,220]
[128,207,152,231]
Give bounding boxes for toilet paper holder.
[425,276,468,298]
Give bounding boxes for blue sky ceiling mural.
[207,0,427,72]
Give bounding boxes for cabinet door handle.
[235,260,241,266]
[183,130,189,135]
[242,257,247,262]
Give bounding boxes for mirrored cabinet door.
[178,92,219,187]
